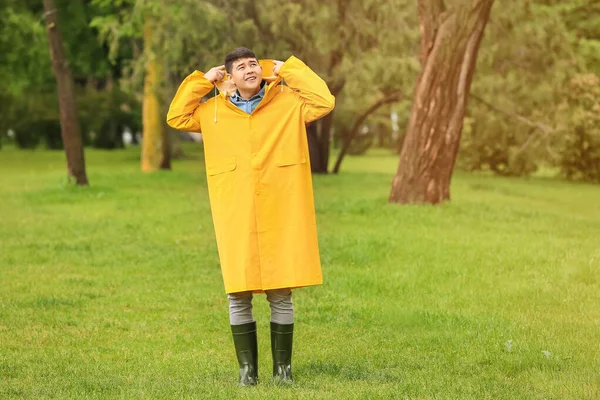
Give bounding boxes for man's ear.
[227,73,235,86]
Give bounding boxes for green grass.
[1,145,599,399]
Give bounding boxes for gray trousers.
[228,289,293,325]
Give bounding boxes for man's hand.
[273,60,284,76]
[204,65,226,83]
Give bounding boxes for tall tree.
[42,0,88,185]
[91,0,227,167]
[389,0,494,204]
[141,17,170,172]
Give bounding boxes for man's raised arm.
[166,66,225,132]
[276,56,335,123]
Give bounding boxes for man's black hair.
[225,47,258,74]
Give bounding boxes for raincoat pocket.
[275,155,306,167]
[206,157,237,175]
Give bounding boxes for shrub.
[557,74,600,183]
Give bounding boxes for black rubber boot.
[270,322,294,383]
[231,322,258,386]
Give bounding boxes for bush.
[458,114,539,176]
[14,127,41,149]
[39,120,63,150]
[3,87,141,150]
[13,120,64,150]
[77,87,141,149]
[10,92,59,149]
[557,74,600,183]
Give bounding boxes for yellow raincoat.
[167,56,335,294]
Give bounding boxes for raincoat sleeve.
[166,71,214,132]
[278,56,335,123]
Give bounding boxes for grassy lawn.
[1,145,599,399]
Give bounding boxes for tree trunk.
[389,0,494,204]
[307,112,335,174]
[141,18,170,172]
[306,78,343,174]
[318,112,334,172]
[42,0,88,185]
[307,122,326,173]
[168,129,185,159]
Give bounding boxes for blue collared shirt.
[229,82,266,114]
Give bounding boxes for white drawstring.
[214,85,218,123]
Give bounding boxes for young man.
[167,47,335,385]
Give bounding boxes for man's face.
[228,58,262,93]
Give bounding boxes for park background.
[1,0,599,399]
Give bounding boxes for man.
[166,47,335,386]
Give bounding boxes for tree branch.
[470,93,560,160]
[471,94,554,134]
[332,90,403,174]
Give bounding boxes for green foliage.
[77,87,141,149]
[13,128,41,149]
[90,0,230,82]
[460,115,540,176]
[543,0,600,71]
[55,0,113,80]
[460,0,600,179]
[557,73,600,182]
[0,1,53,96]
[0,0,127,152]
[0,0,113,97]
[8,91,60,149]
[21,120,63,150]
[1,148,599,398]
[5,87,140,150]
